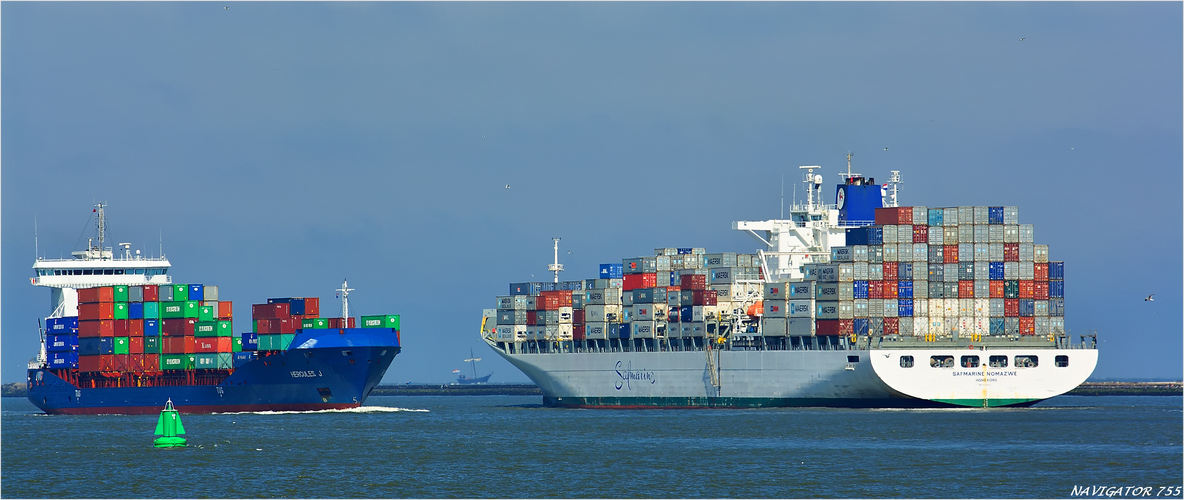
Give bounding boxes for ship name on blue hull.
[290,370,322,378]
[615,361,655,390]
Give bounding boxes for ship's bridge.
[32,251,171,319]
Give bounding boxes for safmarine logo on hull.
[614,360,655,390]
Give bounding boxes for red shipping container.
[815,319,841,336]
[526,311,538,326]
[195,337,220,353]
[1004,299,1019,317]
[1018,280,1035,299]
[1034,281,1049,300]
[99,354,116,372]
[142,285,159,302]
[883,280,899,299]
[959,280,974,298]
[572,309,585,324]
[537,295,560,310]
[79,319,115,337]
[218,300,233,320]
[838,319,854,335]
[129,319,144,337]
[162,336,195,354]
[129,337,144,354]
[1004,243,1019,262]
[912,225,929,243]
[1034,263,1049,281]
[1018,317,1035,335]
[256,319,272,334]
[79,302,115,320]
[692,290,718,306]
[666,286,681,294]
[113,319,130,337]
[161,318,196,336]
[304,297,320,317]
[113,354,131,372]
[78,355,102,372]
[623,273,657,291]
[78,287,114,304]
[989,281,1004,298]
[944,245,959,264]
[276,317,297,334]
[874,207,912,225]
[542,291,573,307]
[883,317,900,336]
[882,262,898,281]
[868,281,882,299]
[572,323,585,341]
[252,303,290,319]
[141,354,160,372]
[679,274,706,290]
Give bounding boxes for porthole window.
[930,355,954,368]
[989,355,1008,368]
[1015,355,1038,368]
[961,355,979,368]
[1055,355,1068,367]
[900,355,914,368]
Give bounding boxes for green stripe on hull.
[544,396,953,409]
[932,398,1041,408]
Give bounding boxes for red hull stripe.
[44,402,361,415]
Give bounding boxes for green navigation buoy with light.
[153,399,187,448]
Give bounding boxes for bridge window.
[961,355,979,368]
[1015,355,1038,368]
[930,355,954,368]
[1055,355,1068,367]
[104,269,114,275]
[83,270,92,275]
[899,355,914,368]
[115,269,124,275]
[135,269,145,274]
[989,356,1008,368]
[847,355,860,363]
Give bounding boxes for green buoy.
[153,399,187,448]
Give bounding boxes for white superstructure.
[30,203,171,319]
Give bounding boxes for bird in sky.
[1145,294,1155,301]
[504,184,511,189]
[883,147,889,151]
[1019,37,1025,41]
[224,6,229,9]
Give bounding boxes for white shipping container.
[1019,224,1034,243]
[1034,245,1049,263]
[913,317,929,337]
[788,300,813,318]
[897,225,913,244]
[975,280,990,299]
[853,245,869,262]
[913,243,928,262]
[632,321,657,339]
[915,297,929,317]
[914,280,929,302]
[959,207,975,225]
[1004,262,1019,280]
[838,263,854,282]
[928,227,944,246]
[869,246,883,265]
[959,317,974,337]
[692,305,718,322]
[988,225,1004,243]
[764,300,789,318]
[853,263,869,281]
[959,298,975,317]
[868,299,884,317]
[958,225,974,244]
[788,318,814,335]
[868,264,883,281]
[558,306,574,324]
[1050,317,1065,335]
[853,299,869,318]
[496,325,527,342]
[1034,300,1048,317]
[988,243,1003,261]
[632,304,667,321]
[959,243,975,263]
[815,301,839,320]
[1004,206,1019,225]
[974,244,990,262]
[883,299,898,318]
[838,283,855,301]
[585,322,608,340]
[990,298,1005,317]
[929,316,946,335]
[974,206,989,225]
[944,298,959,317]
[944,226,959,245]
[944,208,959,226]
[1019,261,1035,280]
[975,317,989,336]
[1034,317,1050,336]
[761,317,788,336]
[912,206,928,224]
[1004,225,1019,243]
[882,243,898,263]
[899,316,914,336]
[585,304,623,322]
[838,300,854,319]
[882,225,898,244]
[973,262,989,280]
[945,263,959,283]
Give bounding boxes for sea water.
[2,395,1180,498]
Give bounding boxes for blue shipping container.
[677,248,694,255]
[989,262,1005,280]
[1049,262,1064,280]
[144,319,160,336]
[509,283,543,296]
[241,332,259,351]
[680,306,693,323]
[1049,298,1065,316]
[47,334,79,352]
[853,318,869,335]
[898,299,913,317]
[1019,299,1035,317]
[620,323,631,339]
[928,209,944,227]
[897,281,913,299]
[1049,280,1064,298]
[599,264,624,279]
[988,207,1005,225]
[78,337,113,355]
[845,228,869,246]
[49,352,79,369]
[46,317,79,333]
[929,265,945,281]
[128,302,144,319]
[233,352,257,368]
[853,280,870,299]
[989,318,1005,336]
[188,284,204,301]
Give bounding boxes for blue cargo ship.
[26,204,401,414]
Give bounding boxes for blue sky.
[3,2,1180,384]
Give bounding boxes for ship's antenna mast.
[34,216,39,260]
[337,279,354,321]
[799,166,820,210]
[885,170,902,208]
[780,174,784,219]
[95,202,107,260]
[548,238,564,283]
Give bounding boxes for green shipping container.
[257,334,274,351]
[1004,280,1019,299]
[113,302,129,320]
[217,320,233,337]
[198,306,215,322]
[160,354,194,371]
[280,334,295,350]
[313,318,329,329]
[194,354,219,369]
[184,300,200,319]
[217,353,233,370]
[232,336,243,352]
[114,337,130,355]
[113,285,129,302]
[384,315,400,330]
[252,319,258,333]
[143,301,161,319]
[301,318,315,329]
[161,301,186,319]
[173,284,189,302]
[144,336,160,354]
[194,321,218,337]
[360,315,384,328]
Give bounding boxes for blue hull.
[28,328,400,414]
